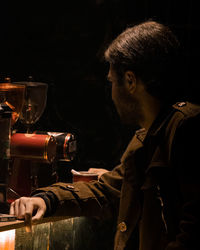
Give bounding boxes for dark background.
[1,0,200,171]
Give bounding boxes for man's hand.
[9,197,46,232]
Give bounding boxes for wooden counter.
[0,219,24,232]
[0,215,71,232]
[0,216,116,249]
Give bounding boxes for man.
[10,20,200,250]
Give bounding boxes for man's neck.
[139,97,162,131]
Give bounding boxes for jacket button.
[118,222,127,232]
[66,185,74,189]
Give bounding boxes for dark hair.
[104,20,183,103]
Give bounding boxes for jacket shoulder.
[165,101,200,142]
[173,102,200,119]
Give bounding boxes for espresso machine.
[8,131,76,200]
[0,80,77,208]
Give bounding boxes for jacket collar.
[120,105,176,163]
[144,105,175,139]
[120,128,146,163]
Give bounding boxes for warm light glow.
[0,230,15,250]
[0,83,25,126]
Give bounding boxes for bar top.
[0,220,24,232]
[0,216,71,232]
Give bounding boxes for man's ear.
[124,71,137,94]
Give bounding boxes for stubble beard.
[118,97,143,128]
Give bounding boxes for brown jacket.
[34,102,200,250]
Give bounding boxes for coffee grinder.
[0,102,12,212]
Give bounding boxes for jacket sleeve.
[31,163,124,219]
[166,115,200,249]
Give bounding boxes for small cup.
[72,171,98,183]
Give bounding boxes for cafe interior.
[0,1,200,249]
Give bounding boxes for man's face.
[107,65,142,126]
